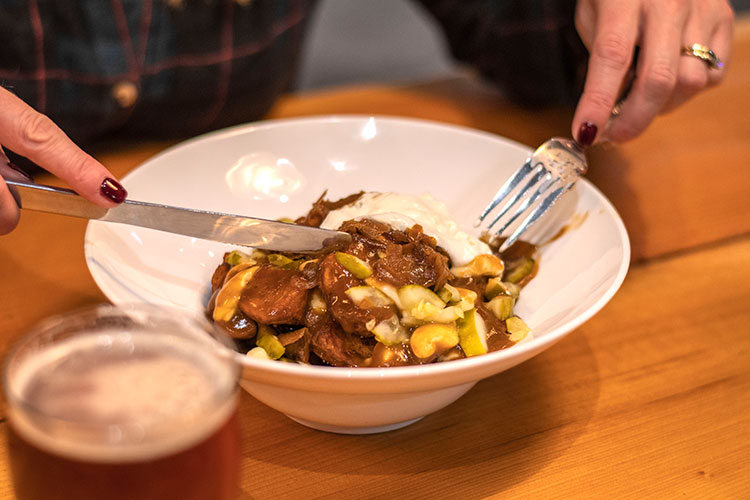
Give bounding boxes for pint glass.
[3,304,241,500]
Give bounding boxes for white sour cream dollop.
[320,192,491,266]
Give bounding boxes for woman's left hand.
[571,0,734,145]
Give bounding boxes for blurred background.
[296,0,750,92]
[295,0,456,91]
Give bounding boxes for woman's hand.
[0,87,127,234]
[571,0,734,145]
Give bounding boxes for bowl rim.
[126,114,537,170]
[89,114,631,390]
[200,116,631,387]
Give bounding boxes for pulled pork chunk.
[295,191,364,227]
[278,327,312,363]
[476,303,514,352]
[210,262,231,293]
[340,219,452,289]
[239,264,314,324]
[318,253,396,335]
[305,307,375,367]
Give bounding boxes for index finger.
[0,87,127,206]
[572,3,640,145]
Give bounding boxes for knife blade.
[7,179,351,252]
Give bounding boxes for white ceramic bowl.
[85,116,630,434]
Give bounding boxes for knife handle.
[7,179,109,220]
[5,178,352,251]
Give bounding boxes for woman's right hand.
[0,87,128,234]
[571,0,734,145]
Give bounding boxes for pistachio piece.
[457,309,488,357]
[256,327,285,359]
[485,278,520,300]
[437,283,460,303]
[506,316,531,342]
[365,277,402,307]
[370,315,409,345]
[454,287,478,311]
[504,257,535,284]
[267,253,299,269]
[224,249,256,267]
[487,295,515,321]
[335,252,373,279]
[345,286,393,308]
[398,284,446,311]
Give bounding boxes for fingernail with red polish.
[7,162,33,181]
[100,177,127,203]
[576,121,598,147]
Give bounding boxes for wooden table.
[2,17,749,500]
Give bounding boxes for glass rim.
[2,303,240,433]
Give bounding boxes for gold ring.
[681,43,723,70]
[611,100,623,117]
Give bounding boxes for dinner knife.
[7,179,351,252]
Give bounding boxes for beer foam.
[8,332,237,463]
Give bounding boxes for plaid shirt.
[0,0,584,146]
[420,0,586,106]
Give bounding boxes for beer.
[3,306,240,500]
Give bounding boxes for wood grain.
[233,236,750,499]
[4,237,745,499]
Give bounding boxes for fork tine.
[493,175,557,236]
[498,181,573,253]
[476,159,535,224]
[480,137,587,252]
[485,167,547,230]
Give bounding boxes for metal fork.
[477,137,587,252]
